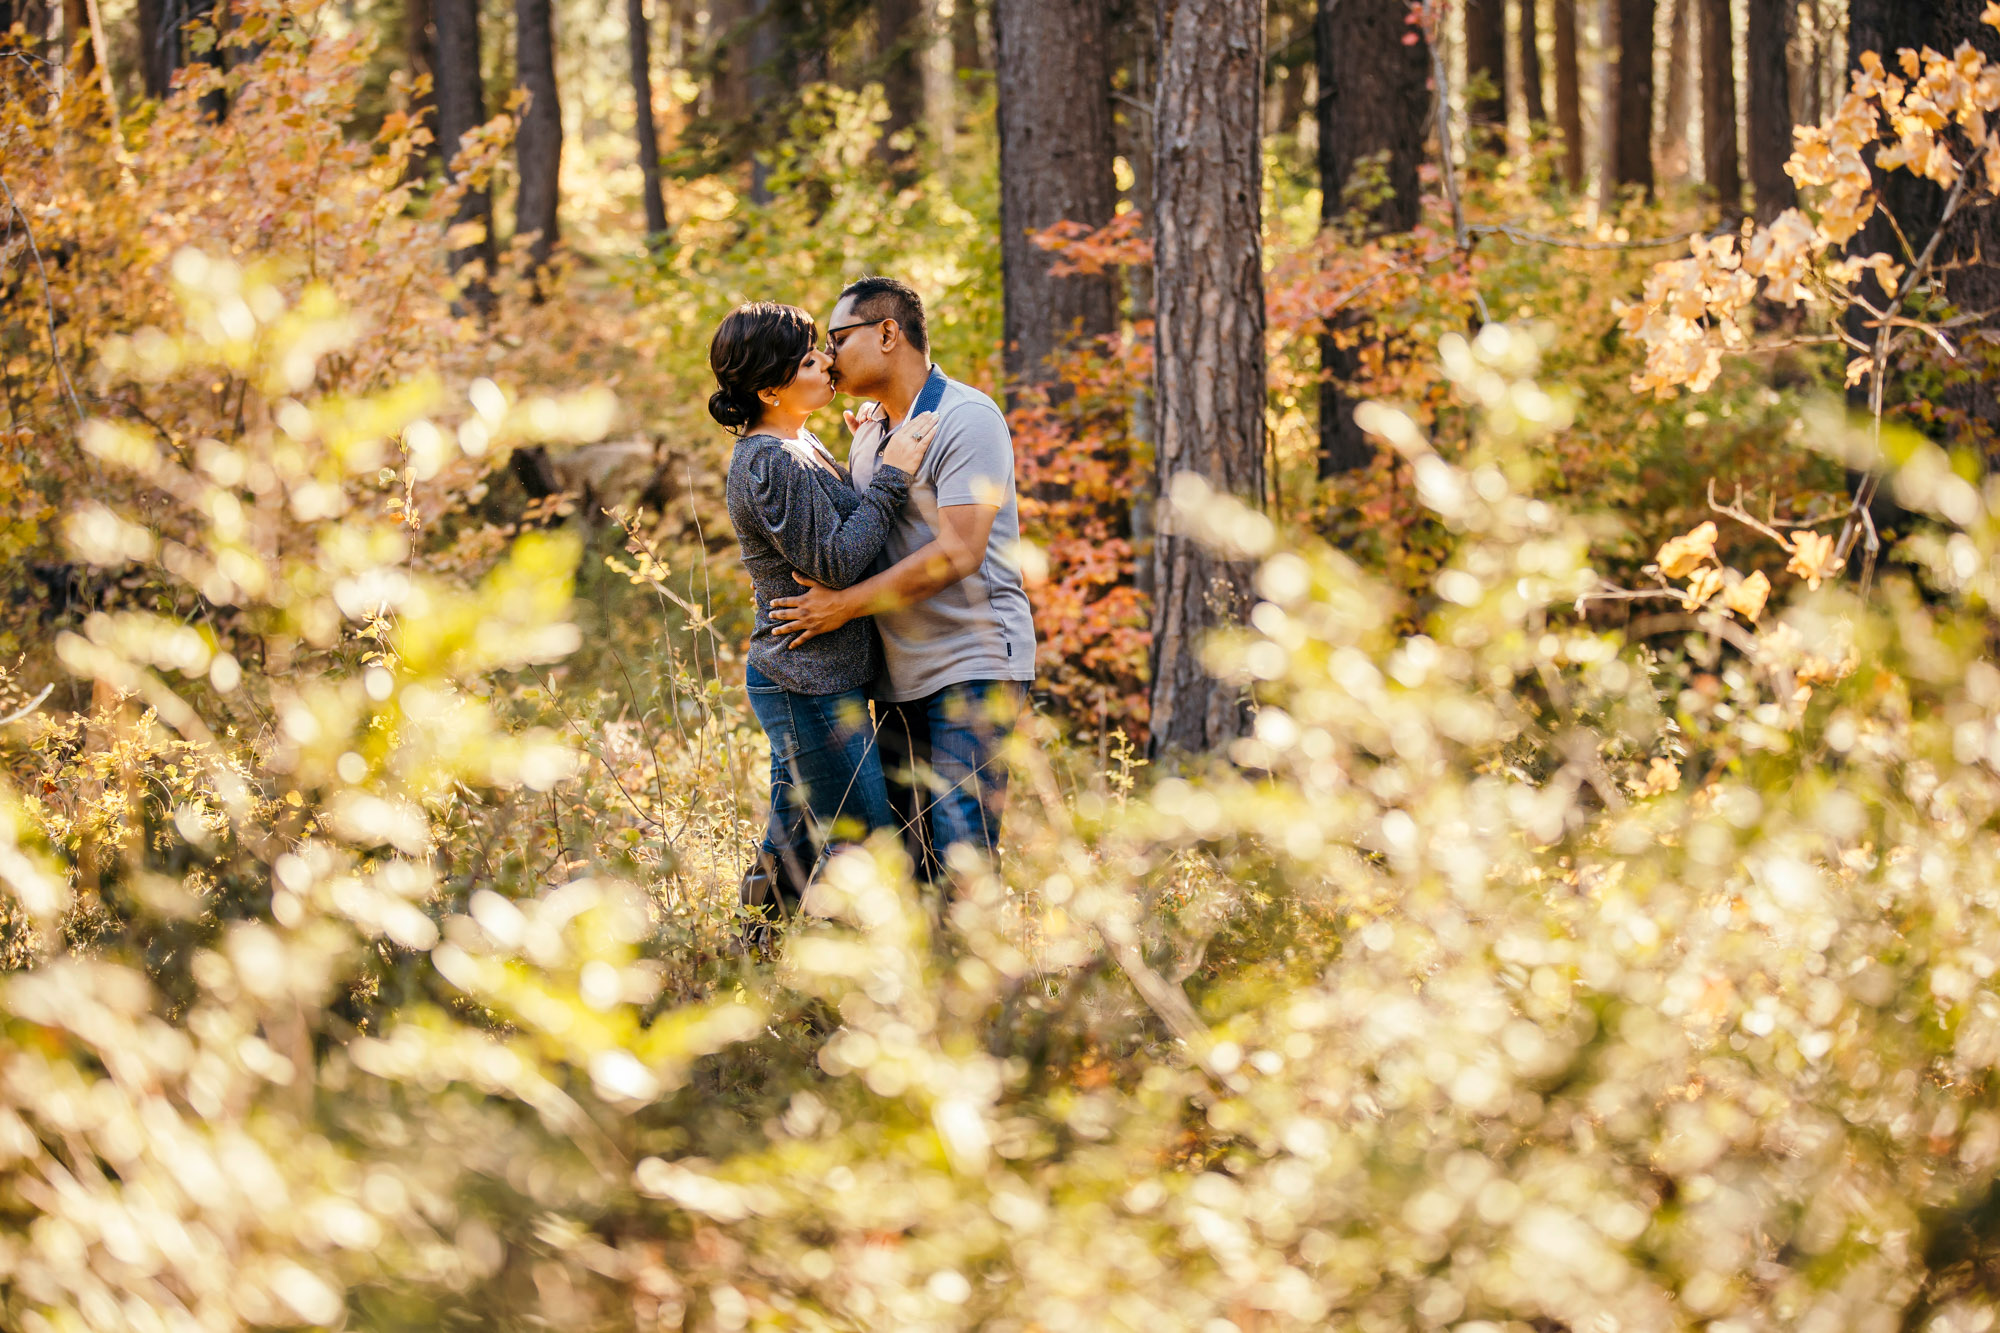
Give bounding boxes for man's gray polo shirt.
[847,370,1039,703]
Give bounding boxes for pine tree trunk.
[1554,0,1583,188]
[1463,0,1507,140]
[1745,0,1795,222]
[513,0,562,281]
[1613,0,1654,191]
[432,0,495,309]
[135,0,170,96]
[628,0,670,239]
[60,0,90,73]
[876,0,924,178]
[1845,0,2000,458]
[951,0,984,71]
[1316,0,1429,477]
[1149,0,1266,757]
[405,0,439,177]
[1699,0,1737,212]
[922,0,956,167]
[745,0,778,201]
[1520,0,1545,124]
[1659,0,1691,179]
[993,0,1117,394]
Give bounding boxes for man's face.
[824,296,888,396]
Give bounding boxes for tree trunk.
[60,0,89,72]
[432,0,495,310]
[1521,0,1545,124]
[876,0,924,178]
[1463,0,1506,141]
[745,0,778,201]
[628,0,670,239]
[952,0,985,71]
[513,0,562,281]
[134,0,170,96]
[993,0,1117,394]
[1149,0,1266,757]
[1659,0,1691,179]
[406,0,439,176]
[1554,0,1583,188]
[923,0,956,167]
[1113,0,1156,602]
[1699,0,1737,212]
[1316,0,1429,476]
[1613,0,1654,191]
[1745,0,1795,222]
[1845,0,2000,458]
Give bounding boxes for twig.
[0,684,54,727]
[0,170,85,425]
[1466,222,1706,252]
[1707,479,1797,551]
[1837,161,1978,587]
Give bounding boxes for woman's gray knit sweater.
[725,432,911,696]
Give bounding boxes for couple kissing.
[708,276,1037,924]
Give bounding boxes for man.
[769,276,1036,882]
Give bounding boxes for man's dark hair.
[839,276,928,356]
[706,302,818,434]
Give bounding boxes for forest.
[8,0,2000,1326]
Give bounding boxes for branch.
[0,685,54,728]
[1466,222,1706,252]
[0,171,85,425]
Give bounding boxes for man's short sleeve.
[927,403,1013,508]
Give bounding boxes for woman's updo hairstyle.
[707,302,819,434]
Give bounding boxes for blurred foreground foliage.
[11,256,2000,1329]
[12,7,2000,1332]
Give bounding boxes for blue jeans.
[876,680,1024,883]
[743,663,896,913]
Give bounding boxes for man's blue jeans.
[742,663,896,913]
[876,680,1023,883]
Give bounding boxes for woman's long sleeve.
[745,449,912,590]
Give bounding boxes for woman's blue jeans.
[742,662,896,913]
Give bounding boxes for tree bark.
[628,0,671,239]
[1613,0,1654,191]
[1745,0,1795,222]
[1659,0,1691,179]
[923,0,956,166]
[134,0,170,96]
[406,0,439,176]
[1520,0,1545,124]
[876,0,924,178]
[432,0,496,309]
[1845,0,2000,458]
[1463,0,1506,141]
[1149,0,1266,757]
[1316,0,1429,477]
[1699,0,1737,212]
[952,0,985,71]
[60,0,90,72]
[993,0,1118,394]
[513,0,562,281]
[745,0,778,201]
[1554,0,1583,188]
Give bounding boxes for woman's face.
[764,346,835,420]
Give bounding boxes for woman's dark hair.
[707,302,819,434]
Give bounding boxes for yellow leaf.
[1656,521,1719,578]
[1681,566,1725,609]
[1786,531,1844,589]
[1721,569,1771,623]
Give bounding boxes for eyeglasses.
[823,318,889,356]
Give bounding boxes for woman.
[708,302,937,918]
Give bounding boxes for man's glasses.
[823,318,889,356]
